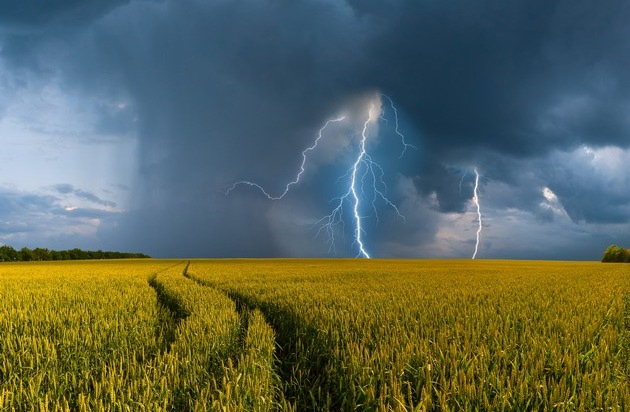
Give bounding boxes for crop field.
[0,259,628,411]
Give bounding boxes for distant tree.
[68,248,83,260]
[18,247,34,262]
[602,245,618,262]
[33,248,50,261]
[602,244,630,262]
[0,245,18,261]
[0,244,149,262]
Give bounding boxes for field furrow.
[148,262,192,352]
[148,261,287,411]
[187,271,337,411]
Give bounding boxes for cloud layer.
[1,0,629,258]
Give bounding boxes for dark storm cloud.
[365,0,630,155]
[7,0,630,156]
[0,0,129,28]
[73,0,373,256]
[97,193,281,258]
[100,0,630,255]
[0,0,133,121]
[2,0,630,257]
[541,150,630,224]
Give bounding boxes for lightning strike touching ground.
[227,94,413,258]
[472,167,483,259]
[349,105,374,258]
[313,101,408,258]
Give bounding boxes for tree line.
[601,244,630,263]
[0,245,150,262]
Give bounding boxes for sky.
[1,0,629,259]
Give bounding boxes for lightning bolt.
[313,101,411,258]
[472,167,482,259]
[225,116,346,199]
[382,94,416,158]
[458,169,468,193]
[227,94,412,258]
[309,107,374,258]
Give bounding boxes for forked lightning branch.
[226,94,415,258]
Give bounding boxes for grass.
[0,259,627,410]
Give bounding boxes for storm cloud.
[1,0,629,258]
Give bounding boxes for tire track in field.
[181,261,250,365]
[184,268,337,411]
[182,263,289,411]
[181,263,251,368]
[182,263,254,355]
[225,291,337,411]
[148,262,190,352]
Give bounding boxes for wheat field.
[0,259,628,411]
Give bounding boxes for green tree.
[68,248,83,260]
[18,247,34,262]
[0,245,18,261]
[602,244,630,262]
[0,244,149,262]
[33,248,50,261]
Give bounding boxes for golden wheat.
[1,259,627,411]
[188,259,629,411]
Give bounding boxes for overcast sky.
[1,0,629,259]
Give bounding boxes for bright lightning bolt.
[350,105,374,258]
[227,94,413,258]
[313,101,409,258]
[471,167,483,259]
